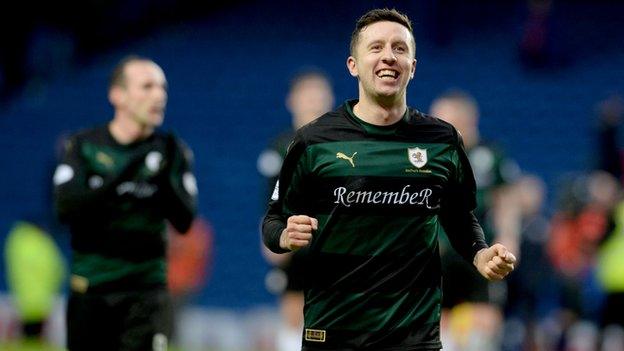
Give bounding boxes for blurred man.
[263,8,516,351]
[258,69,334,351]
[430,90,521,351]
[53,55,197,351]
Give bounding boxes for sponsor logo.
[408,147,427,168]
[336,151,357,167]
[96,151,114,168]
[333,185,439,209]
[116,181,157,198]
[305,329,326,342]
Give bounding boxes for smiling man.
[262,8,516,351]
[54,55,197,351]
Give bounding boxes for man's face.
[347,21,416,102]
[116,61,168,128]
[430,97,481,148]
[429,99,477,138]
[287,76,334,128]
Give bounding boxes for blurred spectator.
[504,175,560,351]
[597,200,624,327]
[167,217,213,343]
[430,89,521,351]
[548,170,621,350]
[518,0,569,70]
[549,171,619,284]
[4,221,66,344]
[257,68,334,351]
[596,94,624,181]
[594,93,624,350]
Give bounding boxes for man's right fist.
[280,215,318,251]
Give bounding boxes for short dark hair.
[350,8,415,57]
[289,67,332,92]
[108,55,153,91]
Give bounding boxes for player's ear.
[108,85,124,107]
[347,56,358,77]
[410,58,417,80]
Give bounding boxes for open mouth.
[151,106,165,114]
[376,69,399,80]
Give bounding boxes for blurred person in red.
[547,170,621,350]
[257,68,334,351]
[430,89,522,351]
[167,217,212,341]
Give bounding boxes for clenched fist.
[473,243,516,281]
[280,215,318,251]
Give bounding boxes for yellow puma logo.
[336,152,357,167]
[96,151,114,168]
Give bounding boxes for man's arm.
[440,132,516,280]
[262,132,315,253]
[160,135,198,234]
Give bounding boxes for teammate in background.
[263,8,516,351]
[430,90,521,350]
[53,55,197,350]
[257,69,334,351]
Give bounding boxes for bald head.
[430,90,480,148]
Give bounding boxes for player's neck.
[109,115,153,145]
[353,93,407,126]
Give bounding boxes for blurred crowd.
[2,84,623,350]
[494,94,624,351]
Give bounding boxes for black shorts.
[67,288,173,351]
[440,249,506,308]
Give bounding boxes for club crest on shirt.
[145,151,163,173]
[408,147,427,168]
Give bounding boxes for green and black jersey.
[263,100,487,350]
[468,141,520,242]
[53,125,197,294]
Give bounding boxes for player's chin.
[375,85,404,99]
[147,113,165,127]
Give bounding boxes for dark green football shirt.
[263,101,487,350]
[53,125,197,293]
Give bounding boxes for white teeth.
[377,69,398,78]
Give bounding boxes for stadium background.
[0,0,623,349]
